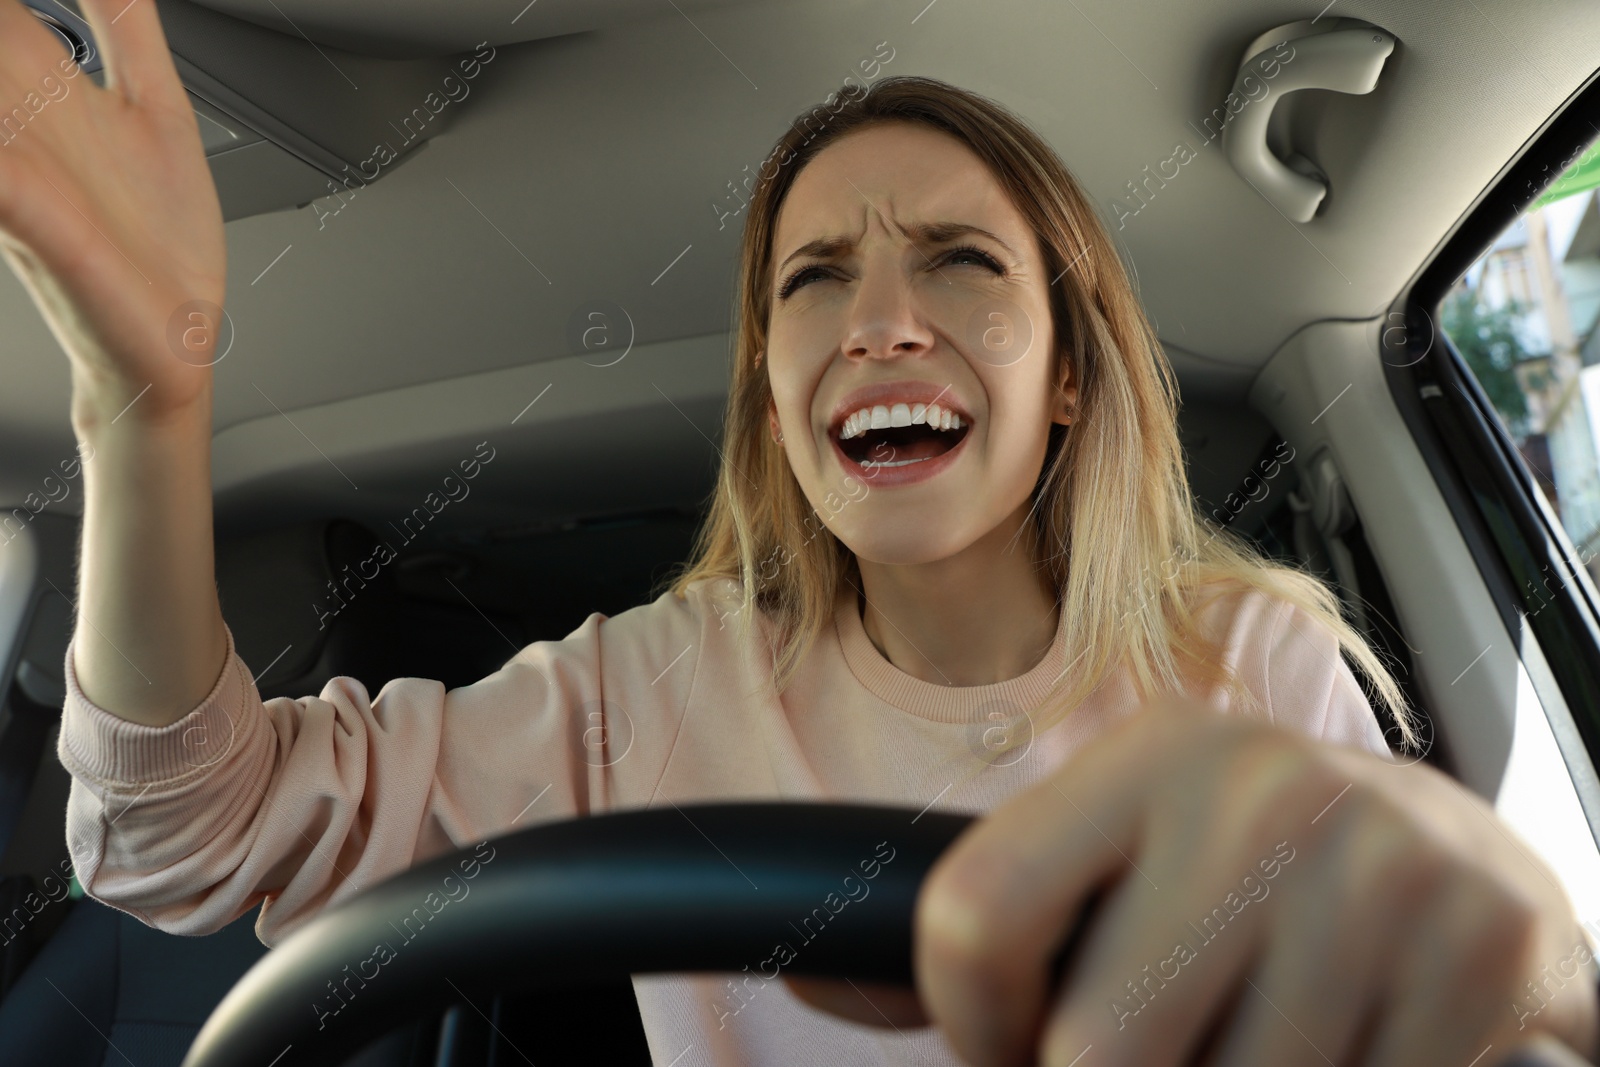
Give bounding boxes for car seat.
[0,517,675,1066]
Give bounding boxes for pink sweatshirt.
[56,576,1390,1066]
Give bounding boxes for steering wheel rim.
[179,802,976,1067]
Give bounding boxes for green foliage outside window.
[1441,289,1543,438]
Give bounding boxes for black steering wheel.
[178,802,976,1067]
[174,800,1595,1067]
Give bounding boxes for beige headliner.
[2,0,1597,530]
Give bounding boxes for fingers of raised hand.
[0,1,76,98]
[75,0,189,110]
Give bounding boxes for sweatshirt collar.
[832,579,1070,723]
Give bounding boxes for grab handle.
[1222,27,1395,222]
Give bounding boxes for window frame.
[1384,62,1600,838]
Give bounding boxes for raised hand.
[0,0,225,427]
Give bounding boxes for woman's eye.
[779,266,829,298]
[777,246,1003,299]
[944,246,1004,272]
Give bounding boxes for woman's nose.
[839,257,936,362]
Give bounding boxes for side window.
[1441,139,1600,586]
[1435,137,1600,934]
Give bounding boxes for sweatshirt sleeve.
[55,587,703,946]
[1258,595,1394,761]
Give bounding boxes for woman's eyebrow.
[774,221,1017,275]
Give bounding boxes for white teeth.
[861,456,934,469]
[836,400,970,439]
[840,408,871,440]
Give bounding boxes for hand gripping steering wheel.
[177,803,974,1067]
[174,801,1594,1067]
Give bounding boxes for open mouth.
[834,406,971,469]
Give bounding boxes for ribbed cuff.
[56,623,258,786]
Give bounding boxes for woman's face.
[765,121,1076,565]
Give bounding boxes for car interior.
[1,0,1600,1064]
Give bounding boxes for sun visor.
[23,0,489,220]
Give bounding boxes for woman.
[2,1,1593,1063]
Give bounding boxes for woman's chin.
[832,520,976,568]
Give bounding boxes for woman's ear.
[1052,353,1079,426]
[767,397,784,444]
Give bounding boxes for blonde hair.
[661,74,1420,758]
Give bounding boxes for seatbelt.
[1287,447,1368,633]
